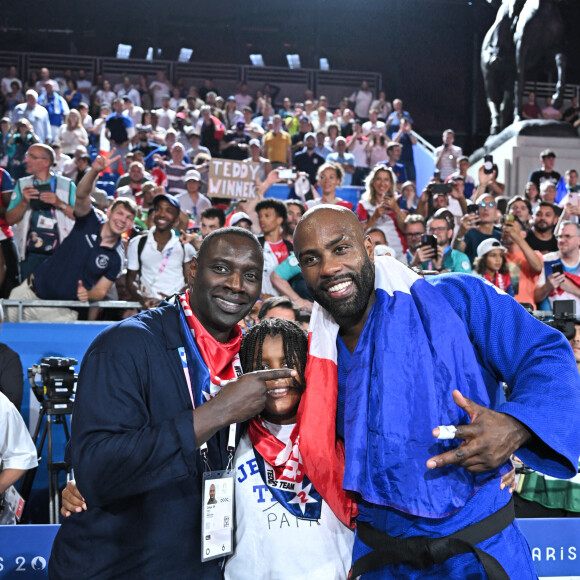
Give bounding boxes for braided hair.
[240,319,308,389]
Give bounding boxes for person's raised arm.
[434,146,446,169]
[503,221,542,273]
[270,271,313,312]
[245,168,285,233]
[75,151,120,218]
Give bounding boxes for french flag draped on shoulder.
[299,257,509,521]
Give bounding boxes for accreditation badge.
[201,470,235,562]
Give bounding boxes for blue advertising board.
[0,519,578,578]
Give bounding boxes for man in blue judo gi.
[294,205,580,579]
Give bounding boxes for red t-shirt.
[267,239,290,264]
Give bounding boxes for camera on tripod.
[28,357,77,413]
[541,300,577,341]
[20,357,78,523]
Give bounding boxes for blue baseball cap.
[152,192,181,212]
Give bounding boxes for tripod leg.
[47,415,60,525]
[18,412,49,516]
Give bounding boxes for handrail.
[2,299,142,323]
[412,130,436,155]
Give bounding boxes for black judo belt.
[348,497,514,580]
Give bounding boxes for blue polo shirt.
[33,207,124,300]
[378,160,407,183]
[105,113,134,144]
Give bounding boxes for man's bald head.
[293,205,375,326]
[294,205,365,253]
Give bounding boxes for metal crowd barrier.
[1,300,142,323]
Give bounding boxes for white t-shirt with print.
[224,425,354,580]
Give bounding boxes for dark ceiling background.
[2,0,579,152]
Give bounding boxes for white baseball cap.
[476,238,506,258]
[184,169,202,183]
[230,211,252,227]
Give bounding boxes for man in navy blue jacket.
[49,227,293,579]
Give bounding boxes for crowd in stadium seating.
[1,65,580,326]
[0,65,579,528]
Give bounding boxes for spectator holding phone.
[355,165,407,261]
[534,221,580,311]
[502,215,543,306]
[402,214,429,268]
[453,192,501,265]
[425,214,471,273]
[434,129,462,180]
[506,196,532,228]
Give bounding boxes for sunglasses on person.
[479,201,496,208]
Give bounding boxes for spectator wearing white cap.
[243,138,271,182]
[175,169,211,224]
[474,238,514,296]
[229,211,253,231]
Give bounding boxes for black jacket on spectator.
[293,150,325,185]
[0,343,24,410]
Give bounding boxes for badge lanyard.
[177,345,238,470]
[177,343,238,561]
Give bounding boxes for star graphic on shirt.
[287,481,318,514]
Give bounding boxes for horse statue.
[481,0,566,135]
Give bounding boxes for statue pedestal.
[468,120,580,198]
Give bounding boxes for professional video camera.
[532,300,577,341]
[21,357,77,523]
[28,357,77,412]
